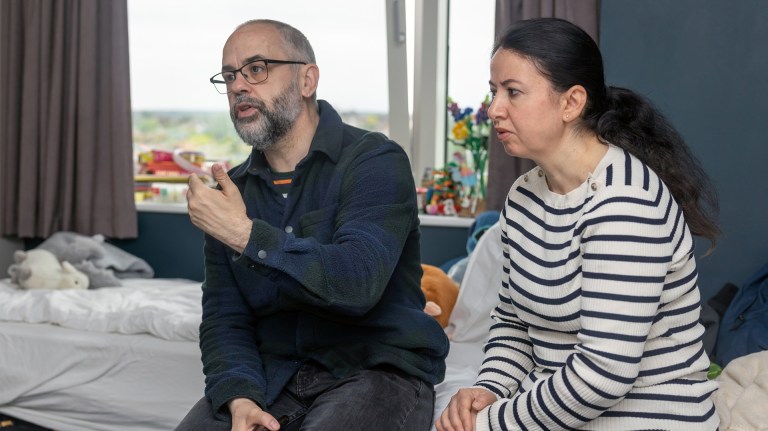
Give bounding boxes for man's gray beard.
[231,81,302,151]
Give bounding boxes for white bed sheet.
[0,278,202,342]
[0,277,205,430]
[0,321,204,431]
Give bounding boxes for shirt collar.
[230,100,343,180]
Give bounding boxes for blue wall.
[105,212,468,281]
[111,212,206,281]
[600,0,768,300]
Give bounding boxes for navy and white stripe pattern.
[475,145,718,431]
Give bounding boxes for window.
[128,0,391,172]
[128,0,494,195]
[407,0,494,184]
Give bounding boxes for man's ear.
[561,84,588,122]
[300,64,319,98]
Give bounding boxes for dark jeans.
[175,361,435,431]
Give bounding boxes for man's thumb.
[212,163,233,189]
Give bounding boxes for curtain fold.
[485,0,600,212]
[0,0,136,238]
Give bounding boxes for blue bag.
[715,261,768,366]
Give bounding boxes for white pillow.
[444,222,503,344]
[433,222,504,429]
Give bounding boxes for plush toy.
[37,232,123,288]
[7,249,89,290]
[421,264,459,328]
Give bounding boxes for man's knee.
[303,368,435,430]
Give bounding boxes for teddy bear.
[421,264,459,328]
[7,249,90,290]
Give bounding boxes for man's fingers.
[211,163,236,193]
[188,173,203,188]
[255,411,280,431]
[186,174,205,203]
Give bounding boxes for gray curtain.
[0,0,137,238]
[485,0,600,211]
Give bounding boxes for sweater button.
[591,182,598,191]
[258,250,267,259]
[285,226,293,234]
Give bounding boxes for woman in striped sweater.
[436,18,721,431]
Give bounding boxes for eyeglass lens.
[213,60,267,93]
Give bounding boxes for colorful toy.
[138,149,207,176]
[427,165,462,215]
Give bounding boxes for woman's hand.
[435,387,497,431]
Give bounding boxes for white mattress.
[0,278,206,431]
[0,321,204,431]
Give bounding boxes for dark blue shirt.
[199,100,449,417]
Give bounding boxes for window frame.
[387,0,449,185]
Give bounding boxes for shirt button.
[591,182,598,191]
[258,250,267,259]
[285,226,293,233]
[248,263,256,269]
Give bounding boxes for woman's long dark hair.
[493,18,720,250]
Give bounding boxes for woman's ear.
[562,84,588,122]
[300,64,319,98]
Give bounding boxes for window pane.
[445,0,494,200]
[447,1,495,114]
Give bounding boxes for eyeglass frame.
[209,58,308,94]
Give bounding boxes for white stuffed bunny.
[7,249,90,290]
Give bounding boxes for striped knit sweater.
[474,144,718,431]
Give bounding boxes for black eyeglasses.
[209,58,307,94]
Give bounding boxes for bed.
[0,278,205,431]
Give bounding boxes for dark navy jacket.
[199,100,449,417]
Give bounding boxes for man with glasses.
[176,19,448,431]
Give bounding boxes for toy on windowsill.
[423,164,463,216]
[453,151,478,194]
[137,149,208,176]
[136,150,221,202]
